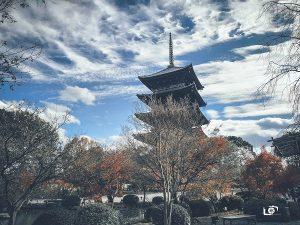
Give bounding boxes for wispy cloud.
[1,0,293,148]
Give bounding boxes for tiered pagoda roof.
[270,133,300,158]
[135,33,208,143]
[138,64,204,92]
[137,83,206,107]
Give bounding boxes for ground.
[135,221,300,225]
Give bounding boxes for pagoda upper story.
[136,33,208,128]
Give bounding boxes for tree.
[0,108,71,225]
[62,136,104,197]
[127,97,230,225]
[242,150,283,197]
[259,1,300,115]
[274,165,300,200]
[0,0,44,88]
[100,149,132,203]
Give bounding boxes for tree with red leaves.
[242,150,283,197]
[274,165,300,201]
[100,150,132,203]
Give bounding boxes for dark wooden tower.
[135,33,208,141]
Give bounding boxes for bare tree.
[0,107,72,225]
[259,0,300,115]
[0,0,44,89]
[126,97,229,225]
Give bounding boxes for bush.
[219,195,244,211]
[62,195,81,207]
[123,194,139,207]
[152,196,164,205]
[74,204,122,225]
[32,208,76,225]
[33,213,63,225]
[236,191,262,201]
[0,197,7,212]
[243,197,289,222]
[144,206,161,222]
[189,199,213,217]
[145,204,190,225]
[288,202,300,220]
[179,201,192,216]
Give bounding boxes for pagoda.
[135,33,208,142]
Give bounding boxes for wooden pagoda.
[270,133,300,158]
[135,33,208,142]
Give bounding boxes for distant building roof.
[270,133,300,158]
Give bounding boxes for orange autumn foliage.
[242,151,283,196]
[185,136,234,198]
[99,150,132,196]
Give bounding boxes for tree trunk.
[143,188,146,205]
[8,208,17,225]
[163,191,168,225]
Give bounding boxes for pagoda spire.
[168,32,174,68]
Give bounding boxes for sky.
[0,0,294,150]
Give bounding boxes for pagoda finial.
[168,32,174,68]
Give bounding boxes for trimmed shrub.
[74,204,122,225]
[145,204,190,225]
[0,197,7,212]
[152,196,164,205]
[144,206,161,222]
[179,201,192,216]
[32,214,63,225]
[32,208,77,225]
[123,194,139,207]
[219,195,244,211]
[288,202,300,220]
[62,195,81,207]
[189,199,213,217]
[243,197,289,222]
[236,191,262,201]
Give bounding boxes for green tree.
[0,108,71,225]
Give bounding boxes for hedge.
[218,195,244,211]
[288,202,300,220]
[145,204,190,225]
[62,195,81,207]
[32,207,77,225]
[243,197,290,222]
[152,196,164,205]
[189,199,213,217]
[123,194,139,207]
[74,203,122,225]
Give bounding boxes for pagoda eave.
[137,83,206,107]
[138,64,204,92]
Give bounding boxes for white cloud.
[233,45,267,56]
[95,84,148,99]
[59,86,96,105]
[203,117,291,147]
[41,101,80,125]
[197,53,267,104]
[223,101,291,118]
[206,109,219,119]
[0,0,280,83]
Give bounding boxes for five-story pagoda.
[135,33,208,141]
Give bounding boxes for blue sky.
[0,0,293,149]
